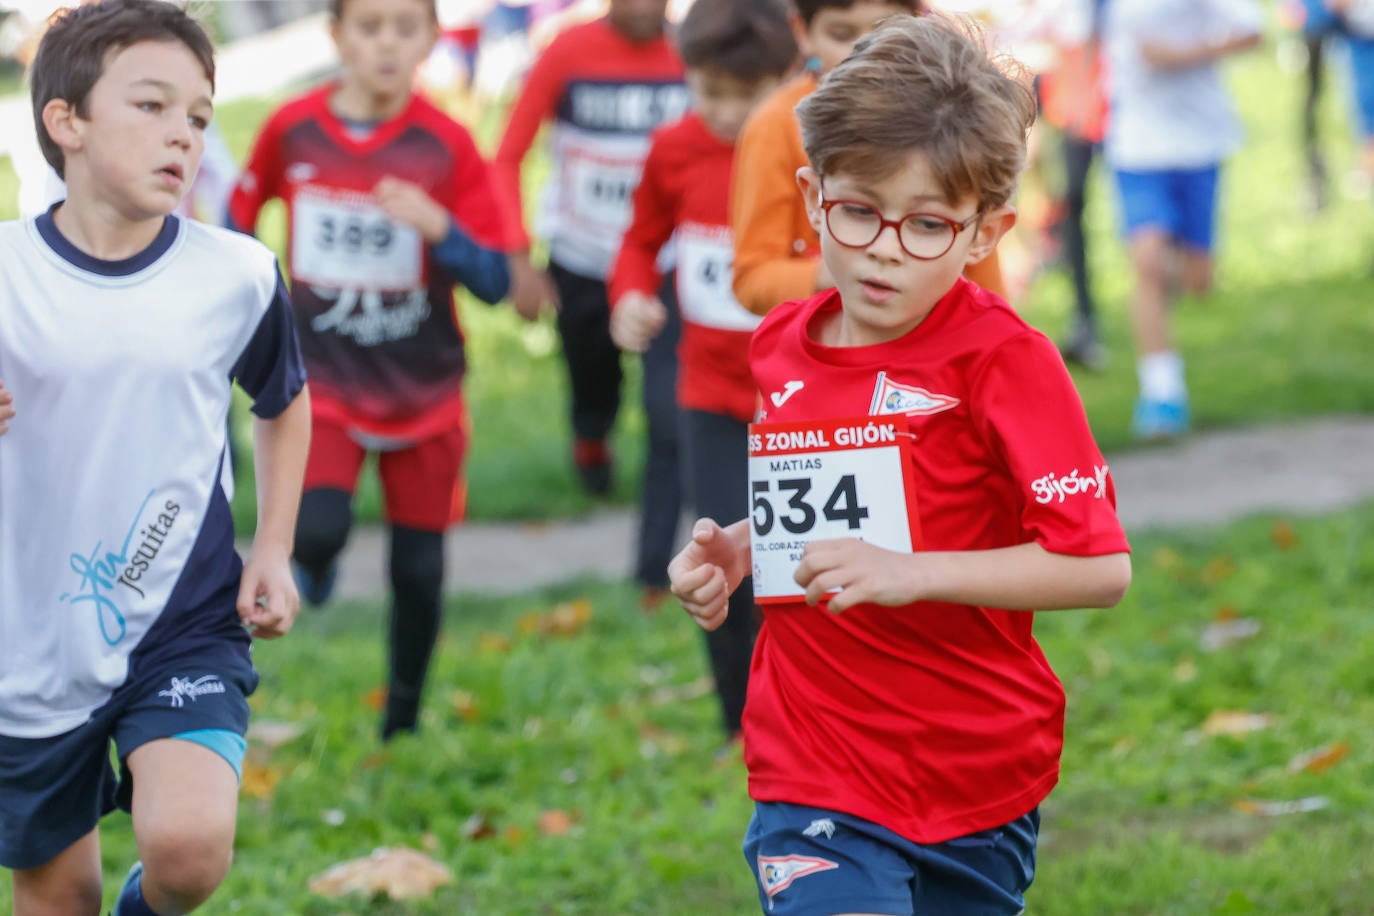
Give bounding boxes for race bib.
[676,227,760,332]
[292,187,424,291]
[562,154,639,229]
[748,416,919,603]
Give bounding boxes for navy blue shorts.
[1114,166,1221,252]
[0,652,255,870]
[743,802,1038,916]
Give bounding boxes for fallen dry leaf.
[477,632,511,654]
[241,760,283,800]
[307,847,453,900]
[542,599,592,637]
[1200,556,1236,587]
[1270,520,1299,550]
[516,611,545,636]
[450,689,481,723]
[538,809,574,836]
[363,686,388,711]
[1200,617,1261,653]
[1233,796,1329,817]
[1200,710,1276,737]
[462,812,498,841]
[1286,742,1350,774]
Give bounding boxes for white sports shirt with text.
[0,211,305,739]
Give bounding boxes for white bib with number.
[676,225,761,332]
[292,187,423,291]
[747,416,917,603]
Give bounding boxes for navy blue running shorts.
[743,801,1039,915]
[0,651,255,870]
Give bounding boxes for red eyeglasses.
[818,180,981,261]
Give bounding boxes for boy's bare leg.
[1128,229,1174,354]
[1179,248,1213,298]
[12,827,103,916]
[127,739,239,914]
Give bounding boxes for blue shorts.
[1347,37,1374,137]
[1114,166,1221,252]
[743,802,1039,916]
[0,652,255,870]
[1301,0,1342,37]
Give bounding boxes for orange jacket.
[730,73,1005,316]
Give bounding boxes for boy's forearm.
[1142,32,1260,69]
[251,390,311,556]
[911,542,1131,611]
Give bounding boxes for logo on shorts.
[802,818,836,839]
[758,854,839,899]
[158,675,227,708]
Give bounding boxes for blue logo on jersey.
[59,490,181,647]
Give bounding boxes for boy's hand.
[794,538,919,613]
[669,519,749,632]
[0,381,13,435]
[237,547,301,639]
[374,176,450,244]
[509,253,559,321]
[610,291,667,353]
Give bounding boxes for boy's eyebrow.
[833,181,946,209]
[130,77,214,109]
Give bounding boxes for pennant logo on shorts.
[758,854,839,898]
[869,371,960,417]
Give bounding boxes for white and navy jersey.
[0,210,306,739]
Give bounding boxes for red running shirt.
[229,86,506,441]
[494,17,687,279]
[745,280,1130,843]
[609,112,759,422]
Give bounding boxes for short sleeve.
[971,332,1129,557]
[230,267,307,418]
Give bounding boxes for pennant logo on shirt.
[757,854,839,898]
[868,371,960,417]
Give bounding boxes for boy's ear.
[789,12,814,59]
[796,166,824,234]
[965,205,1016,267]
[41,98,83,160]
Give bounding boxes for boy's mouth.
[157,164,184,182]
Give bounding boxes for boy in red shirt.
[229,0,511,741]
[670,15,1132,914]
[608,0,797,736]
[493,1,688,558]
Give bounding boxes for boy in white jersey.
[0,2,310,914]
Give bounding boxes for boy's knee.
[140,826,233,909]
[389,526,444,596]
[13,872,103,916]
[294,488,352,563]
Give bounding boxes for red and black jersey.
[745,280,1131,843]
[229,85,507,441]
[494,17,687,279]
[609,112,758,422]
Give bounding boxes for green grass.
[4,42,1374,530]
[0,503,1368,913]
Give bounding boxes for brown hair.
[330,0,437,20]
[678,0,798,82]
[797,14,1035,211]
[793,0,924,27]
[30,0,215,179]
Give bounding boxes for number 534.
[751,475,870,537]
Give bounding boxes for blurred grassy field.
[3,40,1373,530]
